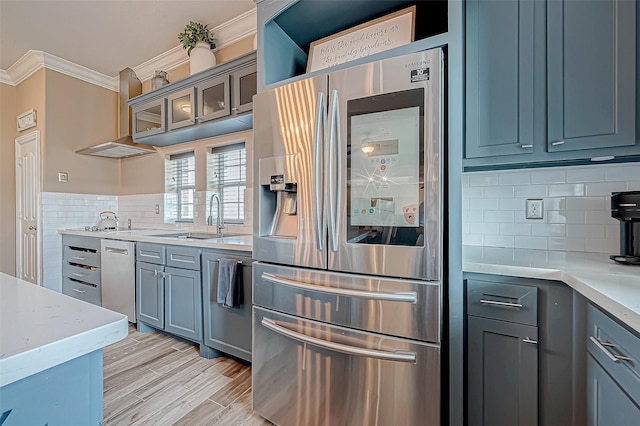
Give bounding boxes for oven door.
[252,306,440,426]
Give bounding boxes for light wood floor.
[102,324,271,425]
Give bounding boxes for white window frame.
[165,151,195,223]
[207,142,246,225]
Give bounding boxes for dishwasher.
[101,239,136,322]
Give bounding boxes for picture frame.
[306,6,416,73]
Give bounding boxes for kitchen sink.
[153,232,242,240]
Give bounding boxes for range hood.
[76,68,156,159]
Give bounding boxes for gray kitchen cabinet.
[547,0,636,153]
[201,250,252,362]
[464,0,639,170]
[129,51,256,147]
[136,261,164,329]
[135,243,203,343]
[586,304,640,426]
[465,0,543,159]
[255,1,448,91]
[61,235,101,306]
[132,98,166,139]
[465,273,580,426]
[164,266,202,341]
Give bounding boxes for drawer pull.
[72,288,86,294]
[522,338,537,345]
[591,336,634,363]
[72,273,86,277]
[73,256,87,261]
[479,299,523,308]
[262,272,417,303]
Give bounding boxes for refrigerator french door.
[254,49,442,281]
[252,49,443,426]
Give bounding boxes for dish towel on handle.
[216,258,243,308]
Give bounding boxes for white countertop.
[463,246,640,333]
[0,273,128,387]
[59,228,252,252]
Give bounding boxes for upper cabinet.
[130,51,257,147]
[464,0,639,170]
[255,0,448,91]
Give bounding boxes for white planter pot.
[190,41,216,75]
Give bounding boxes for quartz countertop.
[59,228,252,252]
[0,273,128,387]
[463,246,640,333]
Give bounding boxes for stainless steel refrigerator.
[252,48,443,426]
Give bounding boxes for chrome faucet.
[207,193,225,233]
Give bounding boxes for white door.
[15,130,41,285]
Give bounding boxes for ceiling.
[0,0,256,77]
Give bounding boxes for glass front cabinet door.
[232,64,257,115]
[167,88,196,131]
[197,75,231,123]
[133,99,166,139]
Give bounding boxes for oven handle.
[261,317,416,363]
[261,272,417,303]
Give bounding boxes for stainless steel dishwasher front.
[101,239,136,322]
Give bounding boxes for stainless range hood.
[76,68,156,159]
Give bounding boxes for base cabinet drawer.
[62,263,100,286]
[62,277,101,306]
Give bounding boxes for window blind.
[207,143,246,224]
[165,151,195,222]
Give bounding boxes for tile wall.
[41,192,118,291]
[462,162,640,253]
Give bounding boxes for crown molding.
[0,8,256,89]
[1,50,119,91]
[133,8,257,82]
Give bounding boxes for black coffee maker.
[610,191,640,265]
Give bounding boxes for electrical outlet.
[526,199,544,219]
[155,204,160,214]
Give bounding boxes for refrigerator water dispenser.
[259,156,298,238]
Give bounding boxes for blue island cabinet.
[0,350,103,426]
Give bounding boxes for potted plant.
[178,21,217,74]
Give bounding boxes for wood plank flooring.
[102,324,271,425]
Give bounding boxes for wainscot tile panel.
[462,162,640,253]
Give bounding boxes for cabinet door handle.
[590,336,633,363]
[479,299,523,308]
[522,338,537,344]
[231,107,238,111]
[521,144,533,149]
[550,140,565,146]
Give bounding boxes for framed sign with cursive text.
[306,6,416,73]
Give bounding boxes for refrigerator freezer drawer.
[252,306,440,426]
[253,262,440,343]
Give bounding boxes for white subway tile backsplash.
[462,162,638,253]
[531,169,566,184]
[548,183,585,197]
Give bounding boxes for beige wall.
[0,82,17,275]
[44,69,120,194]
[120,129,253,195]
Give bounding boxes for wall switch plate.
[526,199,544,219]
[58,172,68,183]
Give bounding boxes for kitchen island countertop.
[59,228,252,252]
[463,246,640,334]
[0,272,128,387]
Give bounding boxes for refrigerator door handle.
[328,89,340,252]
[261,272,418,303]
[314,92,325,251]
[261,317,417,363]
